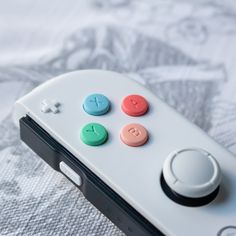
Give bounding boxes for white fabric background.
[1,0,236,235]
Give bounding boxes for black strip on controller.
[19,116,164,236]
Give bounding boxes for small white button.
[163,148,221,198]
[59,162,82,186]
[41,99,60,113]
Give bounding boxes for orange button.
[121,94,148,116]
[120,123,148,147]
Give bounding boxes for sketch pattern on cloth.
[1,1,236,235]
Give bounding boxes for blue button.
[83,94,110,116]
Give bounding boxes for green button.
[80,123,108,146]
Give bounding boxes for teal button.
[83,94,110,116]
[80,123,108,146]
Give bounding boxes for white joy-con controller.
[14,70,236,236]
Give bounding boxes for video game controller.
[14,70,236,236]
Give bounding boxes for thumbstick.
[161,148,221,207]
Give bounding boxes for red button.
[121,95,149,116]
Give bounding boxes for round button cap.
[83,94,110,116]
[163,148,221,198]
[121,94,148,116]
[217,226,236,236]
[120,123,148,147]
[80,123,108,146]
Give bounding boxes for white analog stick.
[163,148,221,198]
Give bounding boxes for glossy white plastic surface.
[14,70,236,236]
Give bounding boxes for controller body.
[14,70,236,236]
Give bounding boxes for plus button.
[41,99,60,113]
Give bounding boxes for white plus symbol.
[41,99,60,113]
